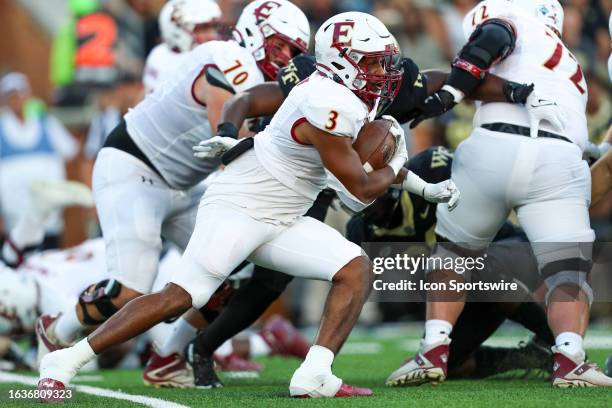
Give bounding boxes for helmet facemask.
[257,24,309,79]
[340,44,403,109]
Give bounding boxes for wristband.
[441,85,465,104]
[402,170,428,196]
[216,122,239,139]
[388,156,406,176]
[452,57,486,80]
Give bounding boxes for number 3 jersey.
[125,40,264,189]
[464,0,588,149]
[203,72,370,224]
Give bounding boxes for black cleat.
[473,336,553,379]
[605,354,612,377]
[187,342,223,389]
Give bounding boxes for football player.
[143,0,222,94]
[37,12,425,399]
[35,0,310,387]
[184,34,554,388]
[388,0,612,388]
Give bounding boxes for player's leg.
[38,203,276,393]
[249,216,372,397]
[141,186,204,387]
[387,130,512,386]
[189,191,335,386]
[38,149,169,361]
[517,140,612,387]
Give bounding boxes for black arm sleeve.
[447,18,516,95]
[377,58,428,124]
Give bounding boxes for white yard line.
[0,371,190,408]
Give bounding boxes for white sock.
[40,339,96,384]
[300,345,334,373]
[424,319,453,345]
[158,319,197,357]
[54,307,83,345]
[555,332,583,356]
[250,333,272,357]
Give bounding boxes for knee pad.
[78,279,123,325]
[544,269,593,306]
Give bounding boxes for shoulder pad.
[462,0,515,40]
[277,54,316,97]
[301,78,368,138]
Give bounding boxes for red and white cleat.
[38,377,66,403]
[143,348,194,388]
[214,352,263,372]
[552,347,612,388]
[36,314,68,368]
[386,338,450,387]
[260,315,309,359]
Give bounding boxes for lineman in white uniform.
[387,0,612,388]
[37,12,450,399]
[36,0,310,372]
[143,0,221,94]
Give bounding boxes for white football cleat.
[552,347,612,388]
[386,338,450,387]
[35,314,70,368]
[143,348,194,388]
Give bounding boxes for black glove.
[216,122,239,139]
[502,81,534,104]
[409,90,456,129]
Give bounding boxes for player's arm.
[295,121,400,203]
[591,149,612,206]
[590,126,612,206]
[408,18,516,127]
[215,54,316,138]
[422,70,530,103]
[217,83,285,137]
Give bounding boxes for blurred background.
[0,0,610,325]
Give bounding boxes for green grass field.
[1,326,611,407]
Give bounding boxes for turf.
[1,328,611,407]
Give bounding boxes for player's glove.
[525,91,565,138]
[383,115,408,175]
[401,172,460,211]
[193,136,239,159]
[424,179,460,211]
[502,81,534,104]
[583,141,611,161]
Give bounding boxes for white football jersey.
[16,239,180,318]
[143,43,186,94]
[254,72,369,201]
[463,0,588,149]
[18,239,108,316]
[125,40,265,189]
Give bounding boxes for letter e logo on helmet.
[254,1,281,22]
[332,22,355,47]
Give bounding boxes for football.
[353,119,397,172]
